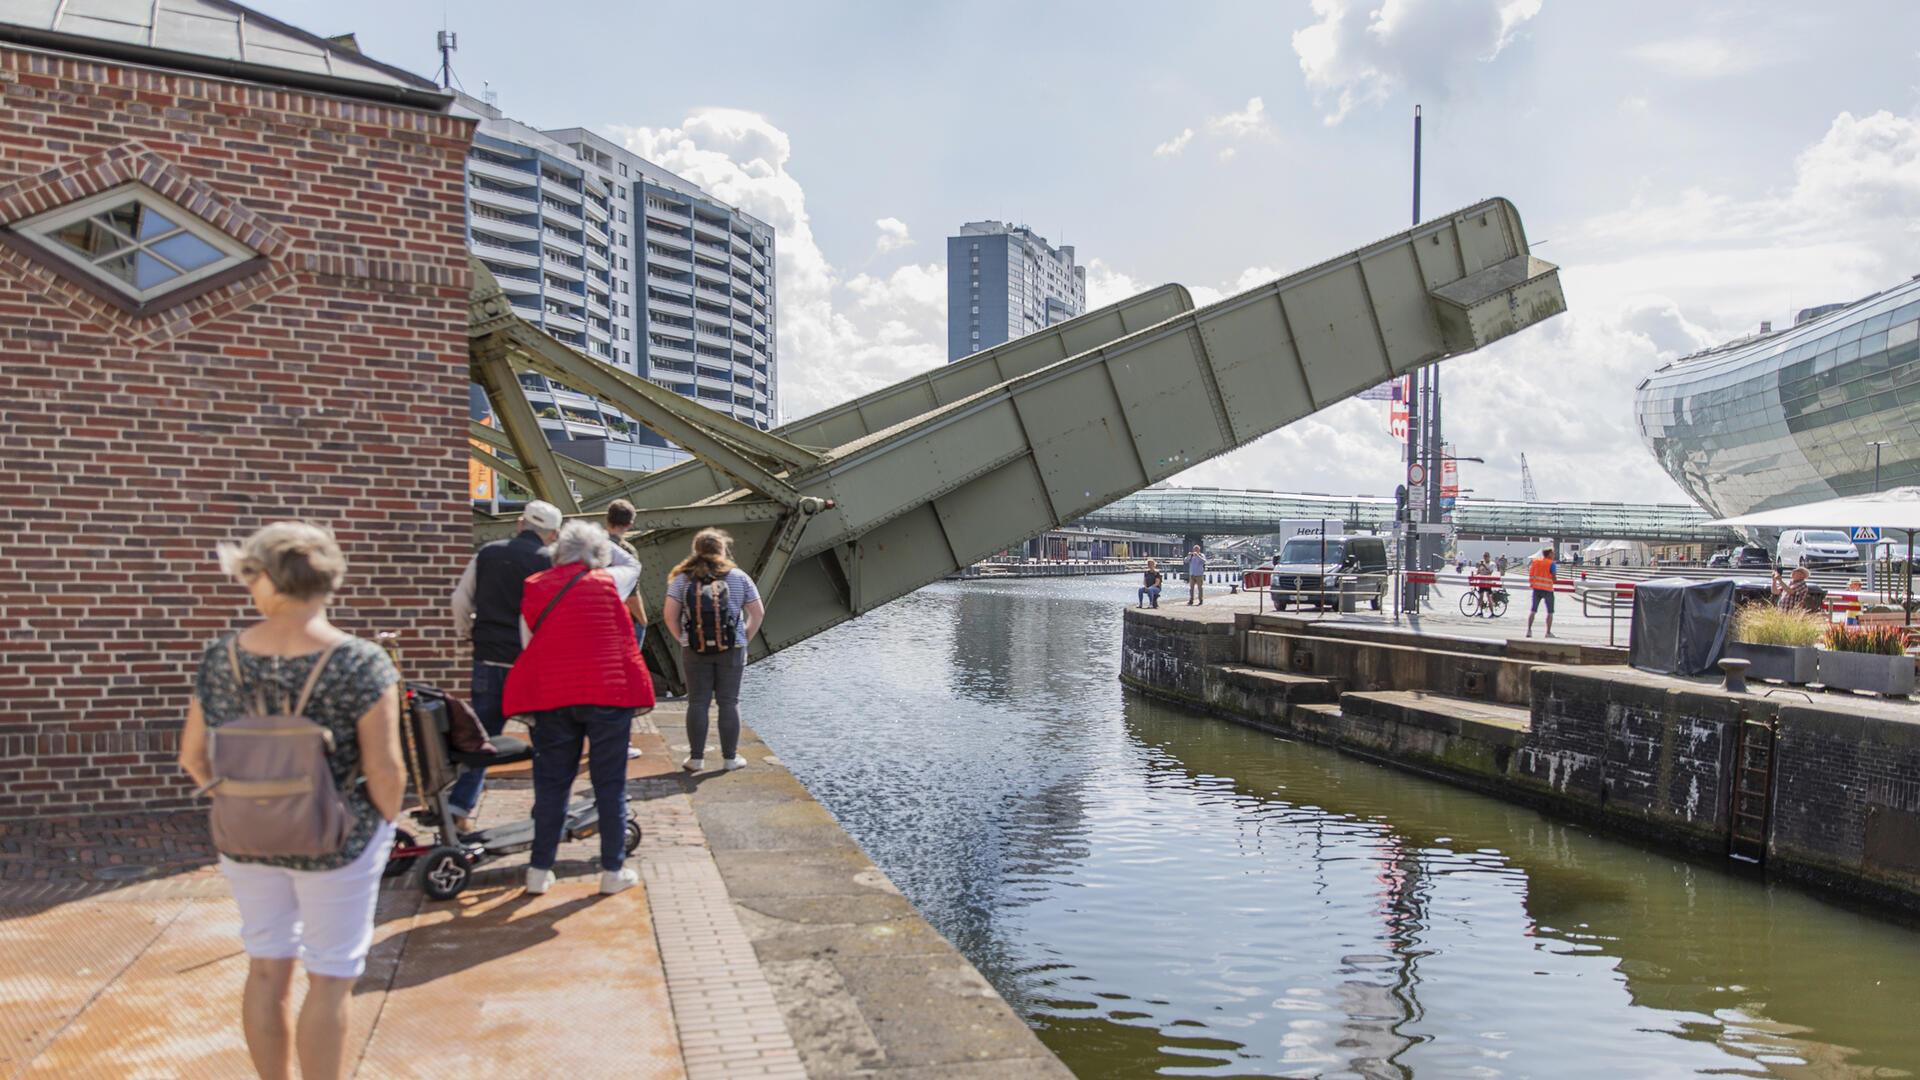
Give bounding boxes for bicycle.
[1459,586,1509,618]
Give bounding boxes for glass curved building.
[1636,276,1920,519]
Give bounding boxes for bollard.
[1719,657,1751,694]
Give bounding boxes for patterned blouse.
[194,633,399,871]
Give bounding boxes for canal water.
[741,577,1920,1078]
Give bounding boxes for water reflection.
[744,578,1920,1078]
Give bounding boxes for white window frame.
[17,182,254,302]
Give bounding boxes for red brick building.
[0,5,475,816]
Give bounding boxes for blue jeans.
[528,705,633,872]
[447,661,509,817]
[1137,585,1160,606]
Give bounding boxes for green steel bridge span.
[1079,488,1736,545]
[469,197,1566,685]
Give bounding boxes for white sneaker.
[724,755,748,771]
[525,867,555,895]
[599,866,638,895]
[681,756,705,772]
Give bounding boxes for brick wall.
[0,47,476,817]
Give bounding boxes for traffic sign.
[1408,482,1427,508]
[1850,526,1882,542]
[1407,463,1427,486]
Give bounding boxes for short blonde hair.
[546,519,612,569]
[218,521,345,600]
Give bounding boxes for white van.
[1776,529,1860,570]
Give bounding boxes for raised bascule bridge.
[467,198,1566,686]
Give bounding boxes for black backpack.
[683,573,739,654]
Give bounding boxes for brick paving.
[0,711,800,1078]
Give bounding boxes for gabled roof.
[0,0,452,110]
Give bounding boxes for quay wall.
[0,47,476,816]
[1119,609,1920,914]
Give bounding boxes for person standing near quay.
[603,498,650,651]
[1526,544,1559,639]
[448,500,561,831]
[505,520,653,895]
[1139,559,1163,608]
[663,529,766,773]
[1186,545,1207,605]
[178,522,405,1080]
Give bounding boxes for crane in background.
[1520,453,1540,502]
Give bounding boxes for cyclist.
[1474,552,1496,614]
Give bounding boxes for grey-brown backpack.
[205,639,355,858]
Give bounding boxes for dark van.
[1268,534,1389,610]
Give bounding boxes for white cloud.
[1153,127,1195,158]
[1154,97,1271,161]
[1205,96,1270,139]
[1293,0,1543,124]
[874,216,912,254]
[611,109,948,419]
[1630,35,1772,79]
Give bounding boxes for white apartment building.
[455,92,776,472]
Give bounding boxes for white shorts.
[219,820,395,978]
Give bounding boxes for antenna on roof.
[482,81,497,108]
[435,30,457,90]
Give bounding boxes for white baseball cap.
[521,500,563,532]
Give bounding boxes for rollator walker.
[388,679,641,900]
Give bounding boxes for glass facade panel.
[1636,275,1920,519]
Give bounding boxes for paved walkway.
[0,705,1067,1079]
[1161,577,1632,646]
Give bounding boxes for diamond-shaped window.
[18,183,255,302]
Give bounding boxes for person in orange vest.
[1526,545,1559,638]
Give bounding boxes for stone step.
[1208,663,1340,704]
[1246,628,1540,705]
[1338,690,1531,747]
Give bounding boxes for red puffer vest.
[503,564,655,716]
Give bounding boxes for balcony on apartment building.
[648,228,694,252]
[645,201,692,227]
[468,153,536,188]
[471,209,539,243]
[474,237,540,269]
[469,180,539,217]
[541,199,584,232]
[648,296,696,321]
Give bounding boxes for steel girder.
[467,199,1565,673]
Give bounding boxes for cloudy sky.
[263,0,1920,504]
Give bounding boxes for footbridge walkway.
[1080,487,1735,545]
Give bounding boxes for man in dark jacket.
[447,500,561,828]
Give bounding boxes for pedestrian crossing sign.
[1850,526,1882,542]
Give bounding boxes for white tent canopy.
[1705,486,1920,532]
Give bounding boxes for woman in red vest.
[504,520,654,896]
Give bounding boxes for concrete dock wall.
[1120,608,1920,915]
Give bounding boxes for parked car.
[1777,529,1860,570]
[1729,545,1774,571]
[1268,534,1389,610]
[1706,550,1731,568]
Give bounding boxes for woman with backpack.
[662,528,765,772]
[177,522,406,1080]
[503,520,654,896]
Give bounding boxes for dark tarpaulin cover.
[1629,578,1736,676]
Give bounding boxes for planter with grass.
[1725,604,1823,684]
[1818,625,1915,696]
